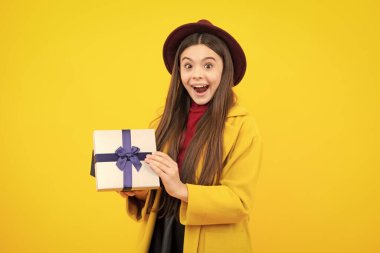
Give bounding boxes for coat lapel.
[222,103,248,162]
[195,103,248,180]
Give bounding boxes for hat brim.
[163,21,246,86]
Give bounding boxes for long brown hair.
[148,33,236,219]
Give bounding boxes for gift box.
[91,129,160,191]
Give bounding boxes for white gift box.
[93,129,160,191]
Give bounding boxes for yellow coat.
[125,103,263,253]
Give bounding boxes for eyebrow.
[181,56,217,62]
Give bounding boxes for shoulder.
[226,102,261,139]
[222,102,262,163]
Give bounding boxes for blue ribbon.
[94,130,151,190]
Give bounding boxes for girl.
[119,19,263,253]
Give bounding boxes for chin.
[191,97,211,105]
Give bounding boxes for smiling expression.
[180,44,224,105]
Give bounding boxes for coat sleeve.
[179,116,263,225]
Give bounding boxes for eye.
[204,63,213,69]
[183,63,192,69]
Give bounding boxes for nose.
[192,66,203,80]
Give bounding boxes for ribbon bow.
[115,146,143,172]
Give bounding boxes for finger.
[146,154,171,168]
[146,157,179,178]
[118,192,128,198]
[150,152,178,168]
[120,191,135,197]
[146,158,170,173]
[134,190,148,194]
[148,162,169,180]
[149,151,178,168]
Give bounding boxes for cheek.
[211,73,222,86]
[180,72,187,85]
[181,73,191,86]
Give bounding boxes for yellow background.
[0,0,379,252]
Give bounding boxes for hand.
[117,190,149,201]
[145,152,188,202]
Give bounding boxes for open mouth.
[193,85,209,94]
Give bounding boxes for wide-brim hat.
[163,19,246,86]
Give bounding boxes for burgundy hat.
[163,19,247,86]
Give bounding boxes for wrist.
[178,183,188,203]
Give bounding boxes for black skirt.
[148,214,185,253]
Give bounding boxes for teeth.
[194,85,208,88]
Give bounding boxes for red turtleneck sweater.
[177,100,208,173]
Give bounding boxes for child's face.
[180,44,223,105]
